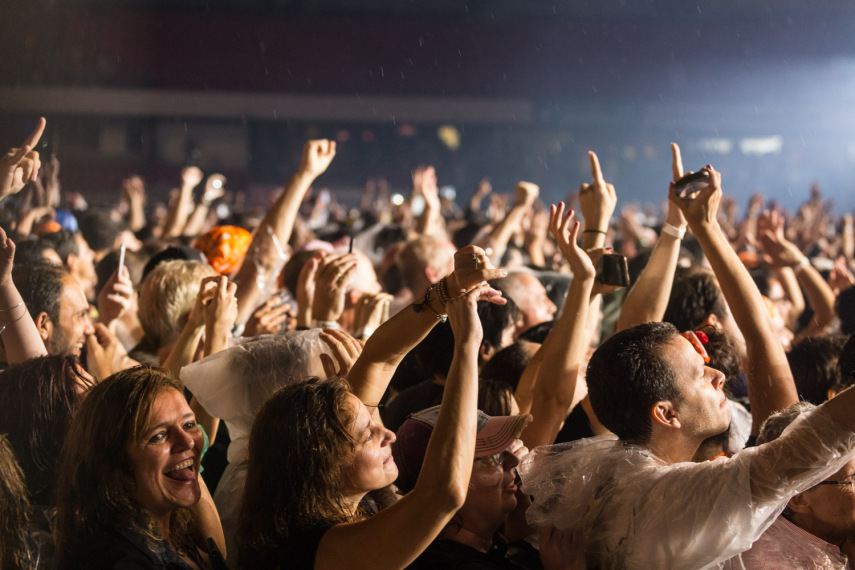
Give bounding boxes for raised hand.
[515,181,540,208]
[578,151,617,235]
[352,292,393,339]
[181,166,204,190]
[96,266,135,325]
[0,226,15,286]
[311,253,358,323]
[756,209,806,268]
[1,117,45,200]
[319,328,364,379]
[667,143,688,229]
[444,283,491,347]
[203,174,227,203]
[295,252,323,327]
[548,203,595,281]
[244,292,293,337]
[85,323,119,381]
[446,245,507,304]
[203,275,238,335]
[299,139,337,178]
[669,164,721,229]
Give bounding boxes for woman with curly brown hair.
[55,367,225,569]
[237,246,506,570]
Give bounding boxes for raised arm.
[522,204,596,449]
[183,174,226,237]
[579,151,617,251]
[617,143,688,331]
[317,285,486,570]
[162,166,204,239]
[757,209,836,339]
[412,166,445,238]
[476,182,539,265]
[233,140,335,325]
[671,166,798,434]
[1,117,45,202]
[0,227,48,363]
[347,246,506,412]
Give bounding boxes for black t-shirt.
[66,528,203,570]
[406,539,530,570]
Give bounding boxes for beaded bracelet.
[412,282,448,323]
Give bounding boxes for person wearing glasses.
[740,402,855,568]
[236,247,510,570]
[390,406,534,569]
[521,166,855,569]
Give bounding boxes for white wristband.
[794,256,810,274]
[661,223,686,240]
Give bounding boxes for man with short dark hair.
[13,260,94,356]
[523,167,855,569]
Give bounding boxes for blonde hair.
[138,260,216,347]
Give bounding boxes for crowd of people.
[1,116,854,569]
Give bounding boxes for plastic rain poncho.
[180,329,330,567]
[520,407,855,570]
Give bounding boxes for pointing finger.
[671,143,684,182]
[589,151,605,186]
[23,117,46,151]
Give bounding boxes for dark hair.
[389,321,456,393]
[700,326,742,394]
[480,341,535,391]
[837,334,855,394]
[517,320,555,344]
[477,381,515,417]
[837,285,855,335]
[55,367,193,567]
[96,248,146,296]
[787,335,848,405]
[663,266,728,331]
[11,239,59,266]
[586,322,681,442]
[477,297,520,358]
[0,434,35,570]
[38,230,79,265]
[77,209,123,254]
[0,355,92,506]
[12,260,67,325]
[237,377,359,569]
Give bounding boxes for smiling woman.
[54,367,225,570]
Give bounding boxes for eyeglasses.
[478,451,507,467]
[815,474,855,491]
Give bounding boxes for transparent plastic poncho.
[180,329,330,566]
[520,407,855,570]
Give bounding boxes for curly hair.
[237,377,361,569]
[55,367,195,569]
[0,434,35,570]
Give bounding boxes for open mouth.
[163,459,196,482]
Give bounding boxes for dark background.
[2,0,854,211]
